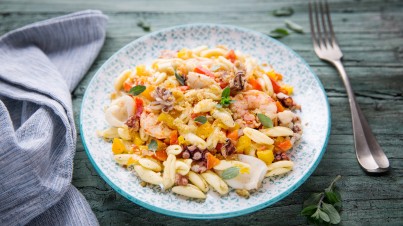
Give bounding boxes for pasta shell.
[166,145,183,155]
[265,167,292,177]
[172,184,206,199]
[134,165,163,185]
[243,127,274,145]
[212,109,235,128]
[260,126,294,137]
[193,99,217,113]
[114,69,132,91]
[162,154,176,189]
[139,157,162,172]
[114,154,141,165]
[188,171,209,193]
[175,161,190,175]
[266,160,294,171]
[201,170,229,195]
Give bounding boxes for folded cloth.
[0,10,107,225]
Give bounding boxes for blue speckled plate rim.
[80,23,331,219]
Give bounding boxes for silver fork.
[309,0,389,173]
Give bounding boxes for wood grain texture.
[2,0,402,225]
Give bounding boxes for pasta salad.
[98,45,302,199]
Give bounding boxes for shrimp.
[140,111,172,139]
[230,90,277,128]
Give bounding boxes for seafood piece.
[230,90,277,128]
[140,111,172,139]
[105,95,135,127]
[186,72,216,89]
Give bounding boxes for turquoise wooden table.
[1,0,402,225]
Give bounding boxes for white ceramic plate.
[80,24,331,219]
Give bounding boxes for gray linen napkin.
[0,10,107,225]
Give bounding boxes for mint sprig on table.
[301,175,342,225]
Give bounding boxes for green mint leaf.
[333,201,342,211]
[318,209,331,223]
[137,19,151,32]
[129,85,146,96]
[257,113,273,128]
[326,175,342,192]
[325,191,341,204]
[222,87,230,98]
[285,19,304,33]
[322,202,341,224]
[175,70,185,86]
[303,192,323,207]
[273,7,294,17]
[220,87,232,107]
[311,208,321,220]
[148,139,158,152]
[301,205,318,216]
[194,116,207,124]
[221,167,240,180]
[268,28,290,39]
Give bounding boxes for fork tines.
[309,0,337,49]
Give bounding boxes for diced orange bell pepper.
[226,49,236,63]
[154,150,168,161]
[170,130,178,145]
[276,101,285,113]
[206,152,220,170]
[227,129,238,142]
[123,80,134,92]
[248,78,263,91]
[276,140,293,152]
[269,77,281,93]
[135,98,143,117]
[195,65,215,78]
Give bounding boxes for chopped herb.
[220,87,232,107]
[273,7,294,17]
[129,85,146,96]
[221,167,240,180]
[175,70,185,86]
[257,113,273,128]
[148,139,158,152]
[268,28,290,39]
[301,175,342,225]
[285,19,304,33]
[194,116,207,124]
[137,19,151,32]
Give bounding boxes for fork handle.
[332,60,390,173]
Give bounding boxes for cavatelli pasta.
[100,46,302,199]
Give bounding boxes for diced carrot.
[269,77,281,93]
[219,81,229,89]
[226,49,236,63]
[276,101,285,113]
[135,98,144,117]
[206,152,220,170]
[123,80,133,92]
[248,78,263,91]
[191,113,201,119]
[227,129,238,142]
[195,65,215,78]
[276,140,293,152]
[170,130,178,145]
[154,150,168,161]
[178,86,189,91]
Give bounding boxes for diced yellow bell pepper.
[196,122,214,139]
[177,48,192,60]
[257,149,275,165]
[112,138,126,155]
[141,85,155,101]
[136,64,149,76]
[156,139,167,151]
[127,157,137,166]
[157,113,176,129]
[236,135,251,153]
[178,135,187,145]
[132,132,143,146]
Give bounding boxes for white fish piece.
[277,110,295,125]
[105,95,135,127]
[221,154,268,190]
